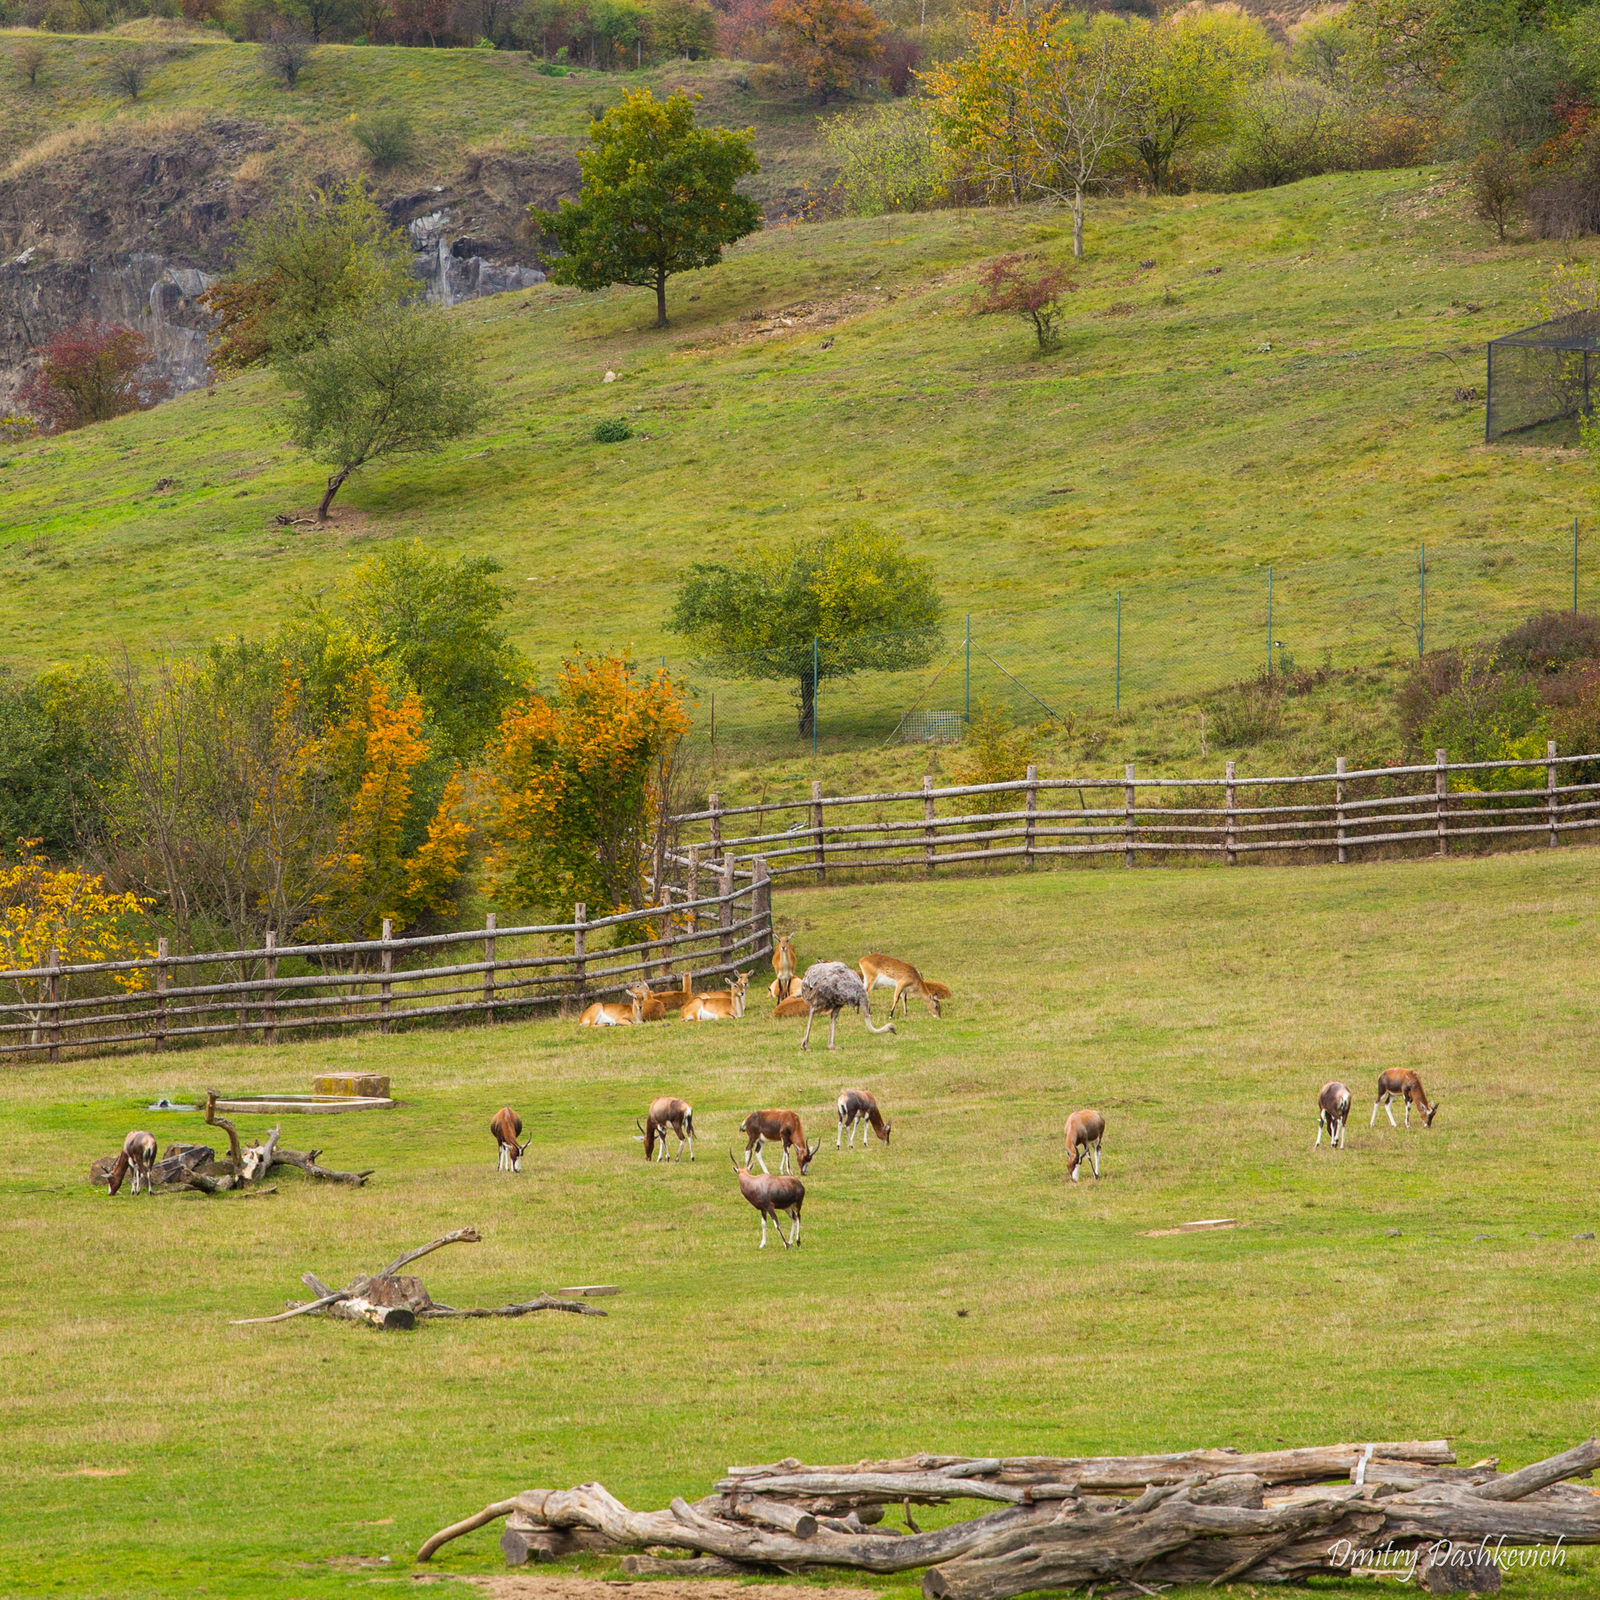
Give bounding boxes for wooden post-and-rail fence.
[0,862,773,1065]
[667,745,1600,885]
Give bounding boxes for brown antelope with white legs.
[107,1130,157,1196]
[858,953,944,1020]
[635,1096,695,1162]
[681,971,751,1022]
[837,1089,891,1149]
[730,1149,808,1249]
[1064,1109,1104,1182]
[490,1107,531,1172]
[1371,1068,1438,1129]
[740,1109,819,1176]
[1316,1081,1352,1149]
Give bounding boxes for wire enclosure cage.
[1487,312,1600,442]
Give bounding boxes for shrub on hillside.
[353,110,415,170]
[17,319,172,433]
[593,416,632,442]
[103,46,156,99]
[820,99,950,218]
[1496,609,1600,673]
[261,22,315,85]
[1208,678,1283,748]
[12,40,48,85]
[972,254,1071,354]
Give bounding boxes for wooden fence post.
[155,935,169,1050]
[923,775,936,877]
[812,779,826,884]
[264,929,278,1045]
[1548,739,1560,847]
[1436,748,1449,856]
[379,918,393,1034]
[1124,763,1136,868]
[47,944,60,1063]
[709,792,723,866]
[574,904,588,1001]
[659,888,674,985]
[1335,757,1348,866]
[484,911,497,1024]
[687,845,700,931]
[1225,760,1237,866]
[752,857,772,959]
[719,859,735,968]
[1025,763,1038,869]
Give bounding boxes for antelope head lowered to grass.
[1371,1068,1438,1130]
[107,1130,157,1196]
[730,1148,808,1249]
[491,1106,531,1172]
[740,1109,819,1176]
[681,971,751,1022]
[858,953,944,1021]
[1316,1081,1352,1149]
[635,1096,695,1162]
[1064,1109,1104,1182]
[837,1088,891,1149]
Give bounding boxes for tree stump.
[1419,1548,1503,1594]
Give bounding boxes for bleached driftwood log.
[418,1438,1600,1592]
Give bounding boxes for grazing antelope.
[681,970,752,1021]
[1064,1109,1104,1182]
[740,1109,819,1176]
[1371,1068,1438,1130]
[1316,1081,1352,1149]
[636,1096,695,1162]
[731,1148,808,1248]
[491,1106,531,1172]
[837,1088,891,1149]
[107,1130,157,1196]
[858,954,944,1020]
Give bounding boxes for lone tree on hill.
[770,0,884,102]
[104,47,156,101]
[532,88,760,329]
[18,320,172,433]
[670,525,944,740]
[281,307,486,521]
[261,22,316,87]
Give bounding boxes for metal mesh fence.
[657,531,1588,761]
[1487,314,1600,442]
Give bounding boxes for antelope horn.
[729,1148,742,1173]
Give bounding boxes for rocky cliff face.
[0,119,579,405]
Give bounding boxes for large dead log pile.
[418,1439,1600,1595]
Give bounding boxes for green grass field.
[6,847,1600,1598]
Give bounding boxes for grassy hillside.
[4,848,1600,1598]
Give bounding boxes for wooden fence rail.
[665,747,1600,885]
[0,862,773,1064]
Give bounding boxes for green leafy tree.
[822,99,950,216]
[532,88,761,328]
[670,525,944,740]
[283,0,354,38]
[281,307,488,521]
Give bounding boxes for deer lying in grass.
[731,1148,808,1248]
[491,1106,531,1172]
[681,971,751,1021]
[1316,1081,1351,1149]
[579,982,667,1027]
[636,1096,695,1162]
[837,1089,891,1149]
[1371,1068,1438,1129]
[1064,1109,1104,1182]
[740,1109,819,1175]
[107,1130,157,1196]
[858,953,944,1020]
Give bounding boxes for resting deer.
[681,971,751,1021]
[772,992,809,1016]
[636,1096,695,1162]
[579,982,664,1027]
[1316,1081,1351,1149]
[858,954,944,1020]
[107,1130,157,1196]
[491,1106,531,1172]
[740,1109,819,1175]
[1371,1068,1438,1129]
[837,1089,891,1149]
[731,1148,809,1248]
[1064,1109,1104,1182]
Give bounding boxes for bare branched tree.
[104,48,157,102]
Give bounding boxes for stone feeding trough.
[211,1075,395,1114]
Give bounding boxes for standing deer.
[1371,1068,1438,1129]
[681,971,751,1021]
[1316,1082,1352,1149]
[740,1109,819,1175]
[837,1089,891,1149]
[1064,1109,1104,1182]
[107,1130,157,1196]
[491,1106,531,1172]
[730,1149,808,1248]
[858,953,944,1020]
[636,1096,695,1161]
[772,933,796,996]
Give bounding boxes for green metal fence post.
[964,614,971,726]
[1419,542,1426,658]
[812,635,819,757]
[1115,591,1121,711]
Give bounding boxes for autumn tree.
[533,89,761,328]
[17,320,172,434]
[670,524,944,740]
[973,253,1070,352]
[13,41,48,86]
[771,0,883,100]
[485,652,690,919]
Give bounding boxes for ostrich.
[795,961,896,1052]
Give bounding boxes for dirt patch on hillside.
[462,1577,879,1600]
